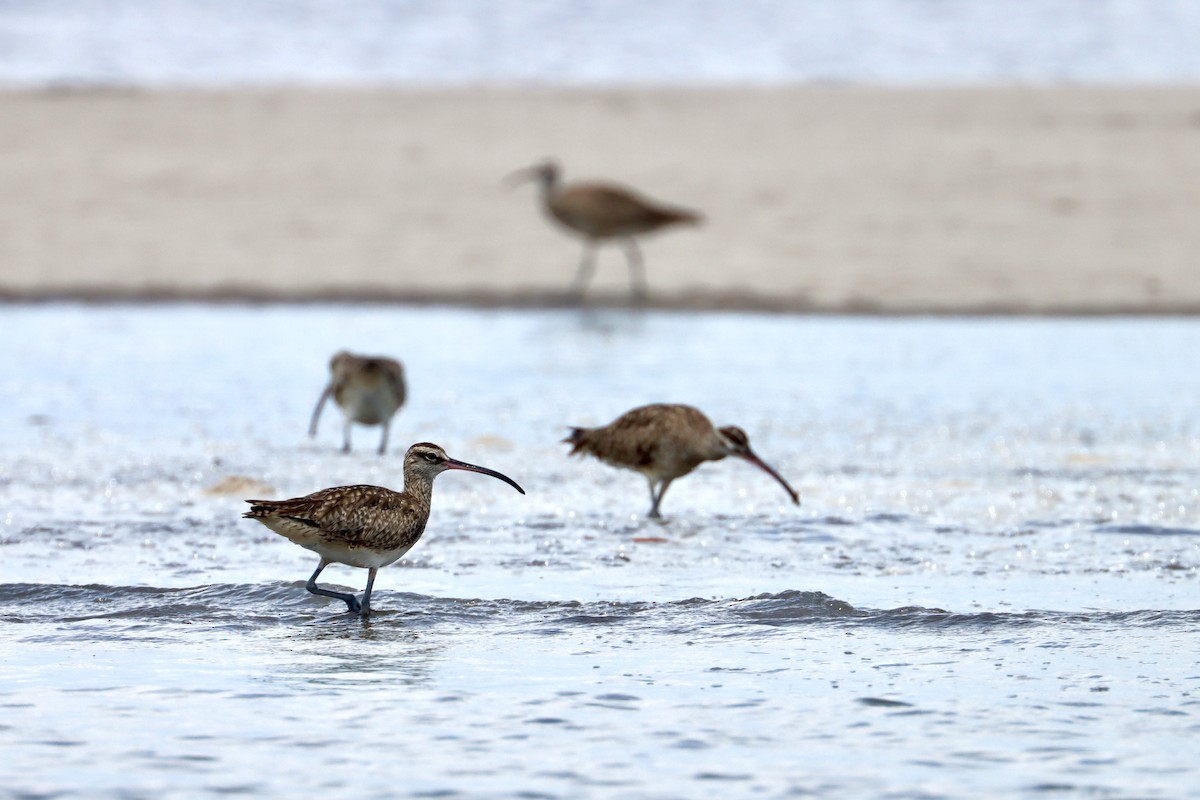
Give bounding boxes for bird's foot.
[344,595,362,614]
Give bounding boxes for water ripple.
[3,584,1198,639]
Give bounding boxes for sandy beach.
[1,85,1198,313]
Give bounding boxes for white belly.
[339,383,401,426]
[308,539,415,570]
[258,516,417,569]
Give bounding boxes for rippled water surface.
[3,0,1200,85]
[2,305,1199,799]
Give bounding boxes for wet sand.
[2,86,1198,312]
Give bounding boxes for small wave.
[727,589,861,620]
[0,582,321,631]
[1094,524,1200,537]
[0,585,849,630]
[857,697,914,708]
[2,584,1197,636]
[862,607,1200,631]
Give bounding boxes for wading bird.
[506,160,702,298]
[244,442,525,617]
[309,350,406,455]
[564,403,799,518]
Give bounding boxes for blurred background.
[4,6,1200,799]
[3,0,1200,84]
[1,0,1199,310]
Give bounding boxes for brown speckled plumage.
[509,160,702,297]
[246,482,431,563]
[309,350,407,454]
[244,442,524,616]
[564,403,799,518]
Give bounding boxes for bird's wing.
[557,183,700,234]
[557,184,657,230]
[380,358,407,402]
[263,485,407,544]
[613,404,709,431]
[610,404,715,465]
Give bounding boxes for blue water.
[1,305,1199,798]
[1,0,1199,86]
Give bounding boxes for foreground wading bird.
[506,160,702,298]
[244,443,524,616]
[564,403,799,518]
[309,350,407,455]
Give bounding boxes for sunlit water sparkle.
[1,305,1198,799]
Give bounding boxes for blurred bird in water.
[506,160,702,299]
[309,350,406,455]
[244,442,525,617]
[564,403,799,518]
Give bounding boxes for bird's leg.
[358,567,378,618]
[648,478,673,519]
[622,238,647,300]
[308,383,333,437]
[645,479,659,517]
[306,559,361,613]
[341,418,353,454]
[377,418,391,456]
[648,474,667,520]
[570,242,597,298]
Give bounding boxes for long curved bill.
[739,451,801,506]
[500,165,540,190]
[445,458,526,495]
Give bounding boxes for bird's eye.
[423,452,440,463]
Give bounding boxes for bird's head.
[502,159,560,191]
[717,426,800,506]
[716,426,753,458]
[405,443,526,494]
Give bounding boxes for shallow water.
[2,0,1200,85]
[2,305,1199,799]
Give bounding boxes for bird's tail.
[658,206,703,227]
[562,427,592,455]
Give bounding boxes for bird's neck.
[402,466,436,506]
[707,435,732,463]
[537,170,560,202]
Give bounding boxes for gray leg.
[359,567,378,617]
[341,418,353,453]
[306,559,361,613]
[648,478,673,518]
[570,243,597,297]
[622,238,647,299]
[378,418,391,456]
